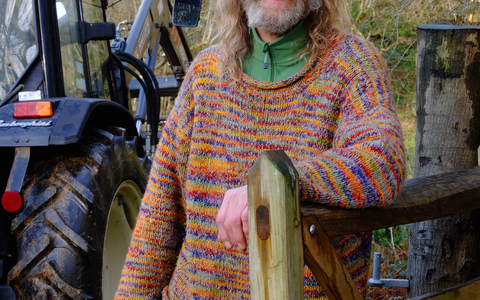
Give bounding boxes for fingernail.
[224,241,232,249]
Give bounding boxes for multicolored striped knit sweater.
[116,33,406,299]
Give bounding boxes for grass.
[398,104,416,179]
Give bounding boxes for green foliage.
[348,0,480,111]
[373,225,408,250]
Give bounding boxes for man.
[116,0,406,297]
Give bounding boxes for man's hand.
[216,185,249,252]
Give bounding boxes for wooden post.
[408,24,480,297]
[302,216,364,300]
[247,150,304,300]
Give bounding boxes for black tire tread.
[39,262,92,300]
[7,235,49,283]
[55,169,94,204]
[44,209,89,252]
[11,186,57,232]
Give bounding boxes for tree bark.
[407,24,480,298]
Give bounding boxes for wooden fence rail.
[248,150,480,300]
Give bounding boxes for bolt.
[118,196,126,206]
[25,138,29,143]
[309,224,316,234]
[14,139,19,143]
[294,219,300,227]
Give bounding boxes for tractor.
[0,0,201,298]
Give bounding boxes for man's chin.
[243,0,310,35]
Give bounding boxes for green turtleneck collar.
[242,19,311,82]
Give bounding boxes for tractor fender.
[0,98,140,150]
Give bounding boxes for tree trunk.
[407,24,480,298]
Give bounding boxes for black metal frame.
[38,0,65,98]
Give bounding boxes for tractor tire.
[7,126,148,300]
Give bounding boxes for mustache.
[242,0,322,35]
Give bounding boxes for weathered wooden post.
[247,150,304,300]
[408,24,480,297]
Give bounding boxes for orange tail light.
[14,101,53,118]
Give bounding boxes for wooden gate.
[248,150,480,300]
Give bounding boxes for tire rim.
[102,180,143,299]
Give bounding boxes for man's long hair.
[213,0,350,78]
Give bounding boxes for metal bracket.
[79,21,116,44]
[4,147,30,195]
[368,252,409,288]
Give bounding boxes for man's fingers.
[216,195,230,245]
[217,189,241,248]
[231,202,248,250]
[216,185,248,251]
[223,201,244,249]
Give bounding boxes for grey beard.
[243,0,322,35]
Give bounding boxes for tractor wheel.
[7,126,148,299]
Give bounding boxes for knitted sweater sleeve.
[115,73,194,299]
[295,39,406,208]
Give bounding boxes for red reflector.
[14,101,53,118]
[2,191,23,213]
